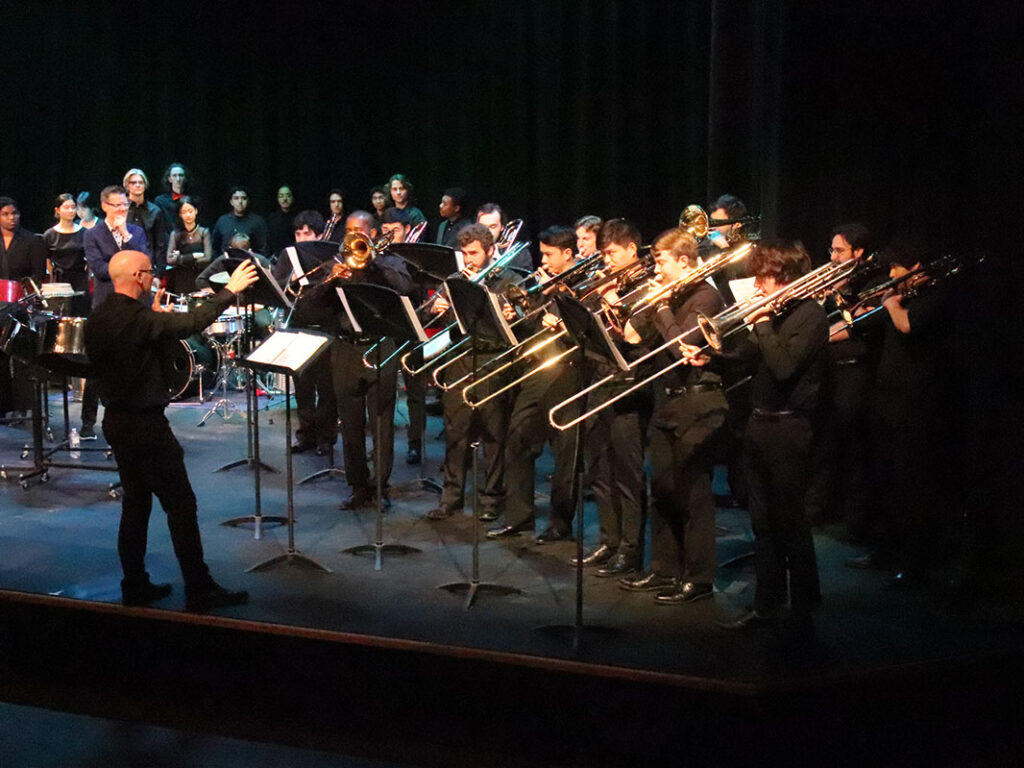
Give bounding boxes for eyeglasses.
[106,202,130,210]
[828,247,851,255]
[134,269,155,277]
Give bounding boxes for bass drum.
[165,334,220,400]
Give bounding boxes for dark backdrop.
[3,0,1020,519]
[3,1,1015,256]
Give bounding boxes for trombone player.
[426,224,516,522]
[486,226,583,542]
[616,228,728,603]
[691,240,829,637]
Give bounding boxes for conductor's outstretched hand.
[226,259,260,295]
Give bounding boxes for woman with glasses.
[165,196,212,294]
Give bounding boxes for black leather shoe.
[486,523,531,540]
[569,543,615,567]
[406,443,421,465]
[291,441,316,454]
[80,424,98,441]
[655,581,714,604]
[716,609,777,631]
[845,551,890,570]
[121,580,172,607]
[478,508,499,522]
[595,553,639,578]
[426,505,454,521]
[619,572,676,592]
[185,583,249,612]
[534,526,571,544]
[339,487,375,510]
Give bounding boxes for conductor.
[85,249,259,610]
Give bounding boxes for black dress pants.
[438,351,509,515]
[294,346,337,449]
[648,391,727,582]
[102,408,210,588]
[743,413,820,616]
[332,340,397,490]
[501,364,581,532]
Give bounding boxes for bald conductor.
[85,250,258,610]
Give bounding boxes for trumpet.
[547,255,853,431]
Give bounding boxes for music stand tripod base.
[342,542,423,572]
[217,457,279,473]
[439,580,522,610]
[246,550,332,573]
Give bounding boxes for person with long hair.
[42,193,90,315]
[388,174,426,227]
[165,196,212,294]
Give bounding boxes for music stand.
[336,283,429,570]
[538,293,630,651]
[385,243,459,495]
[241,331,334,571]
[437,279,522,608]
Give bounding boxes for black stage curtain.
[2,1,1013,252]
[1,0,1020,564]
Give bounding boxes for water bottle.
[69,428,80,460]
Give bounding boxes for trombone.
[462,242,751,411]
[397,240,532,376]
[547,256,857,431]
[283,230,394,297]
[679,204,761,244]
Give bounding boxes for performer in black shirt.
[435,187,471,248]
[485,226,581,542]
[619,228,727,603]
[709,240,828,636]
[266,185,297,255]
[329,211,414,510]
[322,189,345,243]
[84,249,257,610]
[42,193,90,314]
[124,168,171,278]
[428,224,514,521]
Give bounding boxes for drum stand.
[197,334,243,426]
[1,373,119,494]
[247,376,330,572]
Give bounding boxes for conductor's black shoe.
[80,424,97,441]
[655,581,714,605]
[290,441,316,454]
[406,443,421,465]
[339,486,375,510]
[486,523,531,540]
[569,543,615,568]
[534,526,571,544]
[595,553,639,578]
[479,508,499,522]
[619,572,676,592]
[121,579,172,607]
[185,583,249,612]
[716,609,777,631]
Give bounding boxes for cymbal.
[209,271,230,285]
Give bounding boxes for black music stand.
[336,283,429,570]
[437,279,522,608]
[219,260,287,539]
[537,293,631,651]
[241,328,333,571]
[385,243,460,495]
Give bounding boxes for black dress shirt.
[85,289,236,412]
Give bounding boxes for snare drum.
[165,334,220,399]
[0,278,24,303]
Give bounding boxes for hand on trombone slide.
[541,312,562,330]
[678,342,710,367]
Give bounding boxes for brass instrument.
[494,218,524,253]
[407,221,428,244]
[464,244,750,411]
[548,256,856,431]
[341,229,394,270]
[680,204,762,244]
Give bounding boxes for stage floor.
[2,387,1022,689]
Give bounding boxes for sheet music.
[485,289,518,347]
[399,295,429,343]
[423,329,451,361]
[447,282,467,336]
[247,329,329,372]
[335,287,363,334]
[729,277,758,304]
[591,322,630,371]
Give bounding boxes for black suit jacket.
[0,228,47,283]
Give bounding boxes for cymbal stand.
[197,332,243,426]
